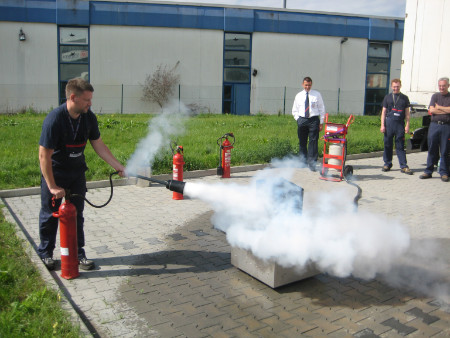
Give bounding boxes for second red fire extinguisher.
[52,193,80,280]
[217,133,235,178]
[172,144,185,200]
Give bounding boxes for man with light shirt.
[292,76,326,171]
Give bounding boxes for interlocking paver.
[2,152,449,337]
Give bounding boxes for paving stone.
[405,307,439,324]
[354,328,380,337]
[380,318,417,335]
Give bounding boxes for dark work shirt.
[382,92,410,121]
[39,103,100,172]
[429,92,450,123]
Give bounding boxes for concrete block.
[231,246,319,288]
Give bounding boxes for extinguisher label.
[61,247,69,256]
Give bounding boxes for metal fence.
[0,83,366,115]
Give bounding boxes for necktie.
[305,92,310,118]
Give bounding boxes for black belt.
[434,121,450,125]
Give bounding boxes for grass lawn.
[0,111,423,190]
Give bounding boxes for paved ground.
[2,151,449,337]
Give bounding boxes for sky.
[159,0,407,18]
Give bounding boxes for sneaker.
[401,167,413,175]
[382,165,391,172]
[42,257,55,270]
[419,173,432,179]
[79,256,95,270]
[441,175,449,182]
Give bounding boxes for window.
[364,42,391,115]
[58,27,89,104]
[223,33,251,84]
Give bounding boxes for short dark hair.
[65,78,94,99]
[303,76,313,84]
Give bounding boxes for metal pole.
[121,84,123,114]
[283,86,286,115]
[178,84,181,113]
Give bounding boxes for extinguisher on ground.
[171,143,185,200]
[217,133,235,178]
[52,191,80,280]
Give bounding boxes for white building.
[401,0,450,107]
[0,0,404,115]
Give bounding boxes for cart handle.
[346,115,355,128]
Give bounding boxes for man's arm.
[90,137,126,177]
[404,107,410,133]
[380,107,387,133]
[39,146,65,198]
[317,92,326,131]
[431,104,450,114]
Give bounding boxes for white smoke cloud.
[126,100,189,176]
[184,167,411,280]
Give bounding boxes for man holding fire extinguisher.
[38,78,126,271]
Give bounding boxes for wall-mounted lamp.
[19,28,26,41]
[252,69,258,76]
[340,37,348,44]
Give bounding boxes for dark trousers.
[424,121,450,176]
[297,116,320,165]
[38,170,87,259]
[383,117,407,168]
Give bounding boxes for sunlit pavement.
[2,151,449,337]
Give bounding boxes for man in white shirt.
[292,77,326,171]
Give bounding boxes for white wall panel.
[90,26,223,113]
[251,32,367,115]
[0,22,58,111]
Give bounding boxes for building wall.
[90,25,223,113]
[0,22,58,111]
[401,0,450,105]
[251,32,369,115]
[0,0,404,115]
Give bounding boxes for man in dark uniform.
[38,78,126,270]
[420,77,450,182]
[380,78,412,174]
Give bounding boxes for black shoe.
[79,256,95,270]
[42,257,55,270]
[401,167,413,175]
[419,173,432,179]
[308,163,317,172]
[382,165,391,172]
[441,175,449,182]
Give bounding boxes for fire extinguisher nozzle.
[166,180,185,194]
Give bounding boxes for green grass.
[0,111,423,190]
[0,208,81,337]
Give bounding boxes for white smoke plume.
[126,101,188,175]
[184,167,411,280]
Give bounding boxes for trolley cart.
[320,114,355,182]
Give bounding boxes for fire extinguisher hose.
[70,171,119,208]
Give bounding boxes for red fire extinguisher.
[217,133,235,178]
[52,193,79,280]
[172,144,185,200]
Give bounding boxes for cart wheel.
[343,165,353,179]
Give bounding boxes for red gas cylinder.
[221,136,234,178]
[53,198,79,279]
[172,146,185,200]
